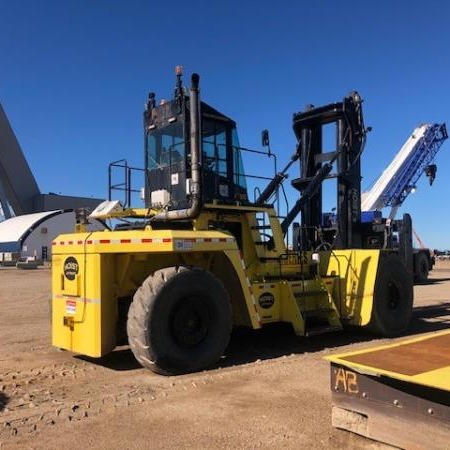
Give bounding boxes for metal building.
[0,101,104,218]
[0,210,106,261]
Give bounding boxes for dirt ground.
[1,261,450,449]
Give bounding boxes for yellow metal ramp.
[325,330,450,449]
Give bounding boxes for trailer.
[326,330,450,449]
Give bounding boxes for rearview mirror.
[261,129,270,147]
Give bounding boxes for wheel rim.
[387,281,401,310]
[171,296,210,347]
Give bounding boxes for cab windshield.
[202,120,247,190]
[147,122,185,170]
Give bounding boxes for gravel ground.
[1,261,449,449]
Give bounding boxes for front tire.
[368,254,413,337]
[414,252,429,283]
[127,266,232,375]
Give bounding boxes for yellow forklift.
[52,69,413,375]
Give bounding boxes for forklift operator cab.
[145,89,248,211]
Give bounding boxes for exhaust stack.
[153,73,202,221]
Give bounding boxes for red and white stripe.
[52,237,235,246]
[54,294,100,304]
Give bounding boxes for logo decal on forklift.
[64,256,79,280]
[258,292,275,309]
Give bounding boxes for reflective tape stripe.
[54,294,100,304]
[52,237,235,246]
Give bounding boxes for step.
[306,325,342,337]
[301,308,336,318]
[259,257,283,262]
[293,290,329,298]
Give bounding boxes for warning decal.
[175,239,194,251]
[65,300,76,315]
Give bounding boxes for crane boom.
[361,123,447,218]
[412,228,426,249]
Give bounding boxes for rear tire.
[414,252,429,283]
[368,255,413,337]
[127,266,232,375]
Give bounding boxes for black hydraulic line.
[255,151,299,205]
[281,162,333,235]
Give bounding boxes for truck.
[52,69,415,375]
[361,122,447,282]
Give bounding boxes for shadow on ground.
[407,302,450,334]
[223,324,372,368]
[78,325,377,373]
[76,347,142,371]
[413,302,450,319]
[76,301,450,373]
[0,393,9,412]
[417,277,450,286]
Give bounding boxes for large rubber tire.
[414,252,429,283]
[127,266,232,375]
[368,255,413,337]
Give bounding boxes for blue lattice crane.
[361,123,448,219]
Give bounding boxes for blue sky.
[1,0,449,248]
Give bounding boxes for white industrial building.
[0,210,107,261]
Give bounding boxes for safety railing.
[108,159,145,208]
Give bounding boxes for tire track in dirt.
[0,354,304,444]
[0,359,157,442]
